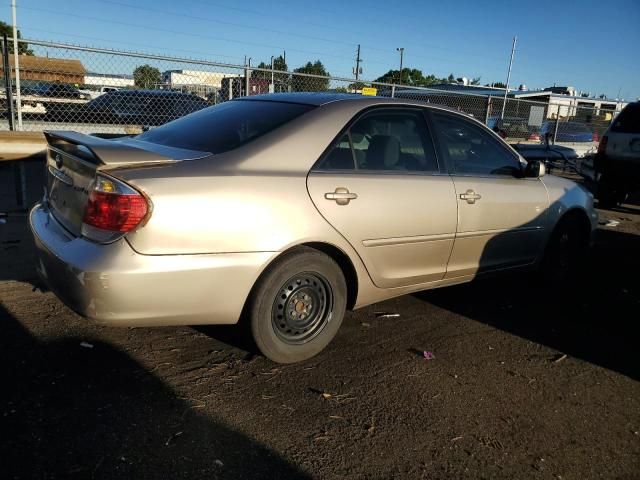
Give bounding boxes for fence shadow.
[0,303,310,479]
[416,226,639,381]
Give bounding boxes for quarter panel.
[125,173,337,255]
[540,174,598,234]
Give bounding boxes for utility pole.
[245,57,251,97]
[11,0,22,130]
[353,44,362,81]
[500,35,517,120]
[270,55,275,93]
[396,47,404,85]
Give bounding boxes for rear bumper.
[597,153,640,182]
[29,203,275,326]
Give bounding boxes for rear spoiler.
[44,130,175,167]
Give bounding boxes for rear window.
[610,103,640,134]
[137,100,315,153]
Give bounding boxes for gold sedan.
[30,93,597,363]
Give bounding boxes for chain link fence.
[0,38,620,156]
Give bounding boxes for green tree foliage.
[0,21,34,55]
[133,64,162,89]
[347,81,367,91]
[292,60,330,92]
[489,81,507,88]
[373,68,452,87]
[470,76,481,85]
[252,55,289,90]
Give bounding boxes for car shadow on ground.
[0,303,311,479]
[416,227,640,381]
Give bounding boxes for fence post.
[484,96,492,125]
[391,84,395,98]
[244,63,250,97]
[1,34,15,131]
[552,112,560,145]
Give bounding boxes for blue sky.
[3,0,639,100]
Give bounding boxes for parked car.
[31,93,597,363]
[22,82,89,100]
[47,89,209,125]
[487,116,540,141]
[539,121,598,157]
[595,101,640,207]
[78,86,121,100]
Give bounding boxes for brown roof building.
[1,55,86,85]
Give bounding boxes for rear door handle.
[325,187,357,205]
[459,189,482,204]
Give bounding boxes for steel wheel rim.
[271,272,333,345]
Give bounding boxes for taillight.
[598,135,608,155]
[82,174,149,243]
[592,131,599,142]
[528,132,540,141]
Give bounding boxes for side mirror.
[524,160,545,178]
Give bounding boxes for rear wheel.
[247,247,347,363]
[597,174,626,209]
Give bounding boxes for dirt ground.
[1,174,639,479]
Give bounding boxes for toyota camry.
[30,93,597,363]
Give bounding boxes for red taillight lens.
[84,191,148,232]
[598,135,608,154]
[592,131,599,142]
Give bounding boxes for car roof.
[235,92,470,116]
[236,92,365,106]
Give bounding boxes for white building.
[162,69,241,91]
[84,72,134,88]
[512,87,624,120]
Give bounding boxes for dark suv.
[596,102,640,207]
[46,89,209,125]
[23,82,88,100]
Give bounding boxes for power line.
[16,3,521,81]
[155,0,363,40]
[94,0,360,48]
[16,5,368,64]
[24,27,244,62]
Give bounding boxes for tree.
[133,64,162,89]
[252,55,289,88]
[292,60,330,92]
[0,21,34,55]
[470,76,481,85]
[373,69,449,87]
[490,81,507,88]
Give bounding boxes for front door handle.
[459,189,482,204]
[325,187,358,205]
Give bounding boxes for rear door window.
[315,108,439,172]
[610,103,640,134]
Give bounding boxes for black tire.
[597,174,626,209]
[247,247,347,364]
[539,214,589,284]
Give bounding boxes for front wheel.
[539,215,589,284]
[247,247,347,363]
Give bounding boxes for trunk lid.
[44,131,208,236]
